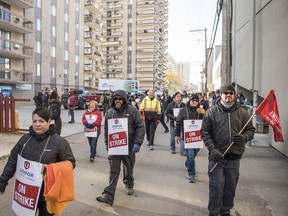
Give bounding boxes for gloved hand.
[132,144,140,153]
[105,145,108,151]
[156,119,160,125]
[84,122,89,127]
[233,134,245,145]
[88,123,96,129]
[175,136,180,144]
[210,148,224,163]
[196,108,205,115]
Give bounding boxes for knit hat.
[190,93,199,101]
[220,84,235,94]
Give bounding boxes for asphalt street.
[0,106,288,216]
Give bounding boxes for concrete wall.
[232,0,288,156]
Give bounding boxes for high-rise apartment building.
[102,0,168,92]
[0,0,34,99]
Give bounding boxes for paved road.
[0,106,288,215]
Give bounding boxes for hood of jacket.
[110,90,128,111]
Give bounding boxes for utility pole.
[189,28,208,93]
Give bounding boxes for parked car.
[61,89,102,110]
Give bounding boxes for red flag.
[255,89,284,142]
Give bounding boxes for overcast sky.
[168,0,222,84]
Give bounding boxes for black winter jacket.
[105,90,145,152]
[165,100,186,127]
[201,98,255,157]
[175,102,204,139]
[0,125,76,199]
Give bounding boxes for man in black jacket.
[96,90,145,206]
[201,84,255,216]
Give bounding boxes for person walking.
[165,92,186,154]
[200,84,255,216]
[68,89,75,123]
[139,90,161,150]
[175,93,205,183]
[82,100,102,162]
[48,98,62,135]
[96,90,145,206]
[33,90,43,108]
[42,88,50,108]
[157,94,169,133]
[100,90,111,116]
[0,107,76,216]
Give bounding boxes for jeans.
[69,109,74,121]
[103,153,135,202]
[87,133,100,159]
[170,126,184,152]
[185,148,200,176]
[208,157,240,215]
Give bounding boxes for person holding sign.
[82,100,102,162]
[175,93,205,183]
[200,84,255,216]
[0,107,76,216]
[165,91,186,154]
[96,90,145,206]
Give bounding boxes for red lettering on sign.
[108,131,128,148]
[185,130,202,144]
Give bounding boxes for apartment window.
[51,46,56,57]
[36,18,41,30]
[65,0,69,4]
[75,20,79,29]
[64,32,68,42]
[51,5,56,16]
[75,38,79,46]
[128,45,132,51]
[51,66,55,77]
[64,13,68,23]
[36,64,41,76]
[64,50,68,61]
[0,2,11,21]
[76,2,79,11]
[35,41,41,53]
[35,0,41,8]
[64,69,68,78]
[51,25,56,37]
[75,55,79,63]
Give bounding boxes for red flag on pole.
[255,89,284,142]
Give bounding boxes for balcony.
[0,69,33,84]
[104,59,122,65]
[102,31,123,38]
[137,38,157,44]
[8,0,33,9]
[102,68,122,74]
[103,3,123,11]
[84,15,101,30]
[0,38,33,59]
[137,29,157,35]
[136,67,154,72]
[102,41,122,46]
[137,19,157,25]
[0,8,33,34]
[137,1,156,7]
[137,77,154,81]
[103,50,122,56]
[137,58,155,63]
[102,22,123,29]
[84,47,102,59]
[85,0,102,14]
[84,31,101,44]
[136,10,156,16]
[102,12,123,20]
[136,48,155,54]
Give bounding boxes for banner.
[84,114,98,137]
[108,118,129,155]
[12,155,43,216]
[255,89,284,142]
[183,119,203,149]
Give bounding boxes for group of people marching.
[0,84,255,216]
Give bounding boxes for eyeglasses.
[191,99,199,102]
[114,97,124,101]
[222,91,235,95]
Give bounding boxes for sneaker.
[126,188,134,195]
[90,158,94,162]
[188,175,195,183]
[149,145,154,150]
[171,149,176,154]
[180,151,187,156]
[68,120,75,124]
[96,194,113,205]
[164,129,169,133]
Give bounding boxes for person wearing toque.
[201,84,255,216]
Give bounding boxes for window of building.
[36,18,41,31]
[64,12,68,23]
[51,46,56,57]
[36,64,41,76]
[51,66,55,77]
[64,69,68,78]
[64,50,68,61]
[75,37,79,46]
[35,41,41,53]
[35,0,41,8]
[51,4,56,16]
[51,25,56,37]
[75,55,79,63]
[64,32,68,42]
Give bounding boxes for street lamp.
[189,28,208,93]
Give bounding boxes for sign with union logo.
[108,118,128,155]
[183,119,203,149]
[12,155,43,216]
